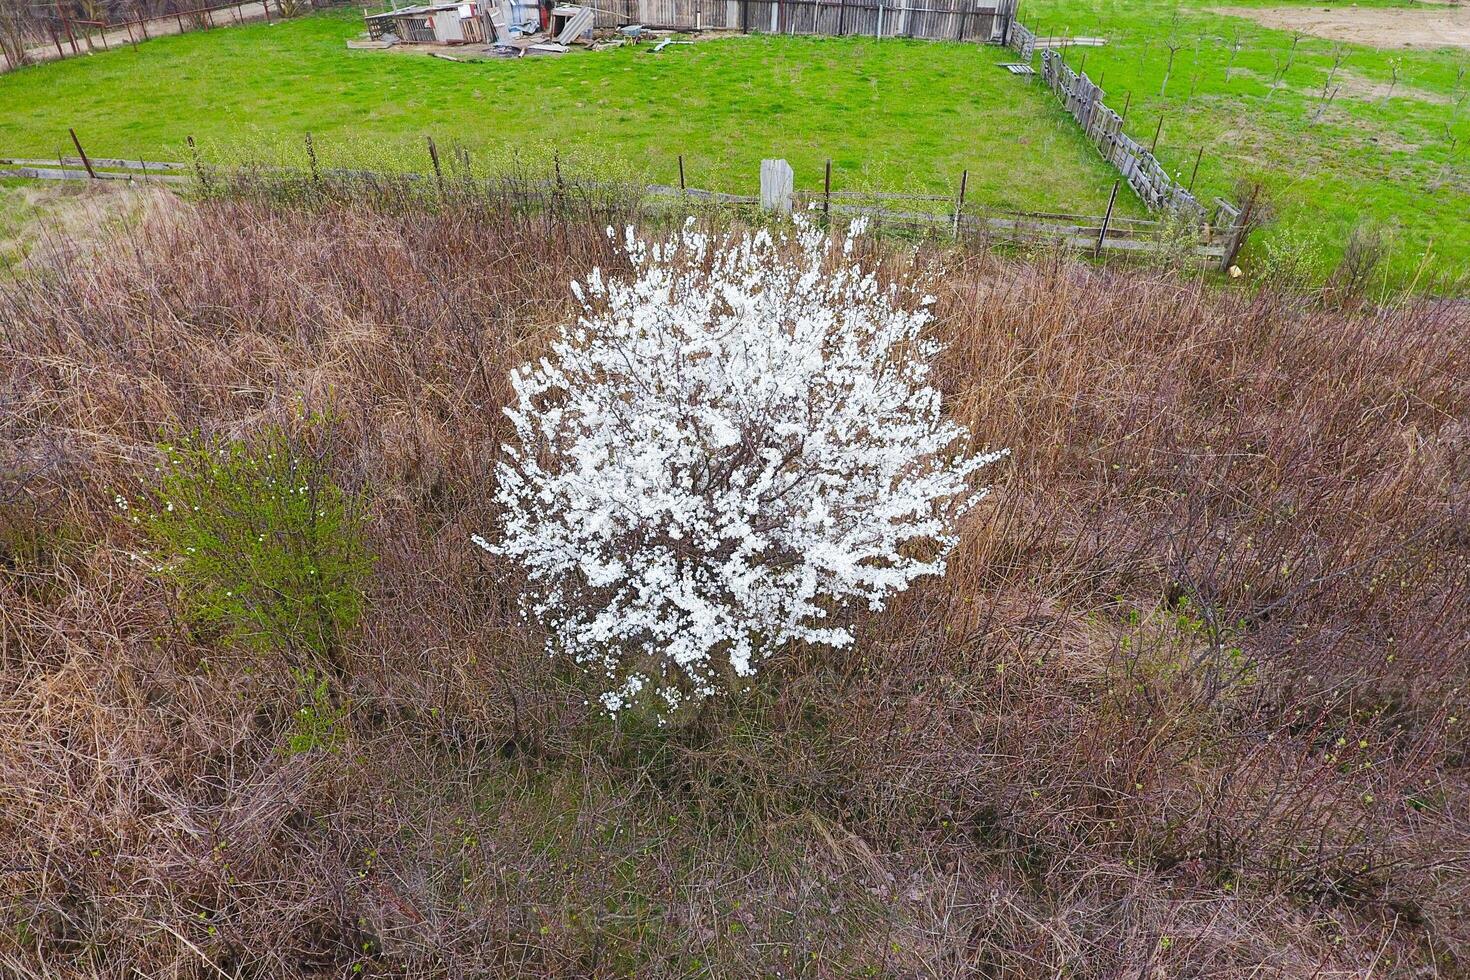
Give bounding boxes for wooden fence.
[0,150,1245,266]
[593,0,1003,42]
[1004,17,1033,59]
[1040,47,1208,223]
[3,0,342,72]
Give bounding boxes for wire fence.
[0,143,1248,266]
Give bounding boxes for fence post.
[1220,195,1253,273]
[1187,146,1203,193]
[823,158,832,225]
[678,154,686,191]
[1094,178,1119,257]
[759,158,794,214]
[138,7,150,39]
[68,129,98,179]
[952,168,967,236]
[50,26,64,58]
[427,135,444,198]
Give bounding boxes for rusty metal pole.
[823,158,832,225]
[427,135,444,198]
[1094,178,1119,257]
[69,129,98,179]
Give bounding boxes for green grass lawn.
[0,9,1132,214]
[1019,0,1470,286]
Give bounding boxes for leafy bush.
[124,422,371,676]
[486,218,1007,715]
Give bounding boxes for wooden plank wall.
[1040,48,1209,224]
[594,0,999,41]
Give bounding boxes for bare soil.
[1213,3,1470,49]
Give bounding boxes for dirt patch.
[1212,4,1470,49]
[1332,68,1453,104]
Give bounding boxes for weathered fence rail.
[0,150,1242,266]
[1040,48,1209,224]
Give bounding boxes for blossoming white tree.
[484,217,1007,714]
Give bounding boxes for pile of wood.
[361,0,596,56]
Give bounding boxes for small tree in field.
[484,218,1007,715]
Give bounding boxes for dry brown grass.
[1,192,1467,978]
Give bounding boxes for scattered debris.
[999,62,1035,74]
[551,4,595,44]
[358,4,705,60]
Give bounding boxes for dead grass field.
[1,192,1468,977]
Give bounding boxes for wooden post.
[952,168,967,235]
[1148,115,1163,155]
[1187,146,1203,193]
[138,7,150,39]
[836,0,845,35]
[69,129,98,179]
[760,158,794,214]
[678,154,686,191]
[823,158,831,224]
[1119,90,1131,125]
[1094,178,1119,257]
[261,0,271,24]
[62,15,80,54]
[50,26,65,58]
[1221,193,1253,272]
[427,135,444,197]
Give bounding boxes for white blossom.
[487,216,1007,714]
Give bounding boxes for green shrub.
[125,421,371,677]
[284,667,349,755]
